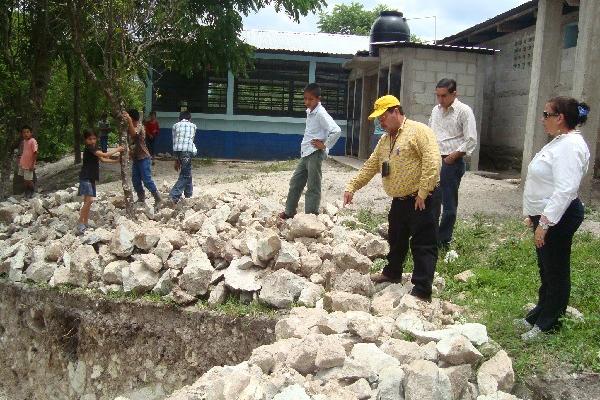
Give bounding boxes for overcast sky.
[243,0,531,42]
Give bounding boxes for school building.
[146,30,368,160]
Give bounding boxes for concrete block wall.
[479,13,580,169]
[381,47,479,125]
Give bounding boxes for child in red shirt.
[144,111,160,164]
[18,125,38,198]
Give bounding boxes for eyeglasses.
[543,111,559,119]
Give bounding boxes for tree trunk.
[113,108,135,219]
[73,63,82,164]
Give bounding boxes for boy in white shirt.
[279,83,341,218]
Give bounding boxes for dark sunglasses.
[543,111,559,119]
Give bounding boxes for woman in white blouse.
[520,96,590,341]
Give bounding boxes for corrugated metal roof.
[240,29,370,56]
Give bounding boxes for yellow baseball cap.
[368,95,401,120]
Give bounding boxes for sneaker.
[278,211,293,220]
[513,318,534,331]
[370,272,403,284]
[76,223,88,236]
[409,288,432,303]
[521,325,543,341]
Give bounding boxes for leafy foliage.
[318,2,424,43]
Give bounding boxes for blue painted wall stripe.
[154,128,346,161]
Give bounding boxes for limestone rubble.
[0,189,525,399]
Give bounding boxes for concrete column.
[520,0,564,178]
[572,0,600,203]
[226,70,234,115]
[470,55,486,171]
[144,67,153,114]
[358,74,377,159]
[309,61,316,83]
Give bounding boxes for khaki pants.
[284,150,325,215]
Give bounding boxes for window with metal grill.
[316,63,349,120]
[234,58,309,117]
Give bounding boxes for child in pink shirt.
[18,125,38,198]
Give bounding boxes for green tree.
[63,0,326,216]
[318,2,424,43]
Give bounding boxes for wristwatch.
[539,220,550,230]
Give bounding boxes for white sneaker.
[513,318,534,330]
[521,326,543,341]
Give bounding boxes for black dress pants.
[383,187,441,297]
[526,198,584,332]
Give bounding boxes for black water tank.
[370,11,411,56]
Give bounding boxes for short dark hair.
[83,129,97,139]
[127,108,140,122]
[150,111,157,117]
[548,96,590,129]
[179,111,191,121]
[386,106,405,116]
[436,78,457,93]
[21,124,32,132]
[304,83,321,98]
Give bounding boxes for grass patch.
[371,258,388,273]
[434,215,600,377]
[192,158,216,167]
[257,159,298,173]
[214,174,252,184]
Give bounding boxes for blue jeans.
[131,157,158,196]
[99,136,109,153]
[437,157,465,245]
[170,151,193,201]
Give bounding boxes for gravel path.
[38,155,600,235]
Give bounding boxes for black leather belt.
[393,192,418,201]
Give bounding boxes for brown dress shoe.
[370,272,403,284]
[278,211,293,220]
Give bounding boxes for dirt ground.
[36,155,600,235]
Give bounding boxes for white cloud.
[243,0,531,41]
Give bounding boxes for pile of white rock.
[0,188,390,309]
[166,294,520,400]
[0,188,526,400]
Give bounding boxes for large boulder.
[134,226,161,250]
[379,338,423,365]
[179,249,214,296]
[403,359,453,400]
[154,238,174,264]
[259,269,307,309]
[110,223,136,257]
[332,269,374,297]
[183,211,205,233]
[134,253,163,273]
[323,291,370,313]
[357,233,390,259]
[333,243,372,273]
[70,245,101,285]
[349,343,400,376]
[274,241,301,272]
[122,261,159,294]
[378,365,405,400]
[477,350,514,395]
[25,262,56,283]
[252,229,281,264]
[437,335,483,366]
[223,260,263,292]
[289,214,327,238]
[297,282,325,308]
[103,260,128,285]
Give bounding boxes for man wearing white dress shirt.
[429,78,477,248]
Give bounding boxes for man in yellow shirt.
[343,95,441,301]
